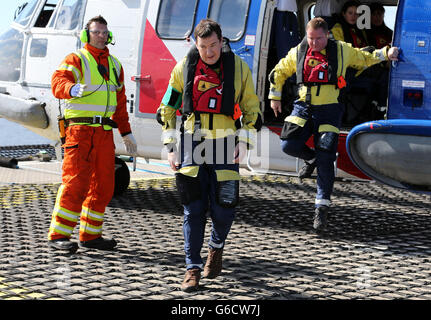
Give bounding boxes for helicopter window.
[208,0,250,41]
[34,0,59,28]
[156,0,198,39]
[14,0,39,27]
[53,0,83,30]
[30,39,48,57]
[0,29,24,82]
[310,3,397,31]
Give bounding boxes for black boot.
[80,237,117,250]
[48,238,78,253]
[313,206,329,231]
[298,159,316,179]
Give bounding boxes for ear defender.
[79,29,113,44]
[80,29,89,43]
[106,31,113,44]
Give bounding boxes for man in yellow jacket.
[157,19,261,292]
[269,17,398,231]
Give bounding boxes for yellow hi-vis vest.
[65,48,122,130]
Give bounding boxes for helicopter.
[0,0,429,194]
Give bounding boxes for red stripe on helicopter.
[139,20,177,114]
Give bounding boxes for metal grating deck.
[0,175,430,300]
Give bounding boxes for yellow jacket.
[158,54,261,147]
[330,22,369,47]
[268,40,389,106]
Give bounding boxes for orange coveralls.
[48,43,131,242]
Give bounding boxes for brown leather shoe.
[203,247,223,279]
[181,268,201,292]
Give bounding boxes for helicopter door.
[136,0,198,117]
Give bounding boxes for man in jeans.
[157,19,261,292]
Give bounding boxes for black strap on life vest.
[340,20,368,48]
[182,38,235,117]
[340,21,355,46]
[296,36,339,86]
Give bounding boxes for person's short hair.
[369,2,385,13]
[341,0,361,14]
[194,19,222,41]
[86,15,108,29]
[306,17,328,33]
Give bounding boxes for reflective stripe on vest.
[65,48,121,120]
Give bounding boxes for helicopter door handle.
[131,75,151,82]
[234,46,250,54]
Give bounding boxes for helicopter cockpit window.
[208,0,250,41]
[0,29,24,82]
[156,0,198,39]
[49,0,83,30]
[14,0,39,27]
[34,0,59,28]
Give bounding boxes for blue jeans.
[182,163,238,270]
[280,101,344,206]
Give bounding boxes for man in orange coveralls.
[47,15,137,253]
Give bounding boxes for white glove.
[70,84,87,97]
[168,151,180,171]
[122,133,138,155]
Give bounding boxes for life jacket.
[374,34,390,49]
[183,41,235,117]
[191,58,225,114]
[303,48,329,83]
[340,21,368,48]
[368,25,393,49]
[296,36,339,86]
